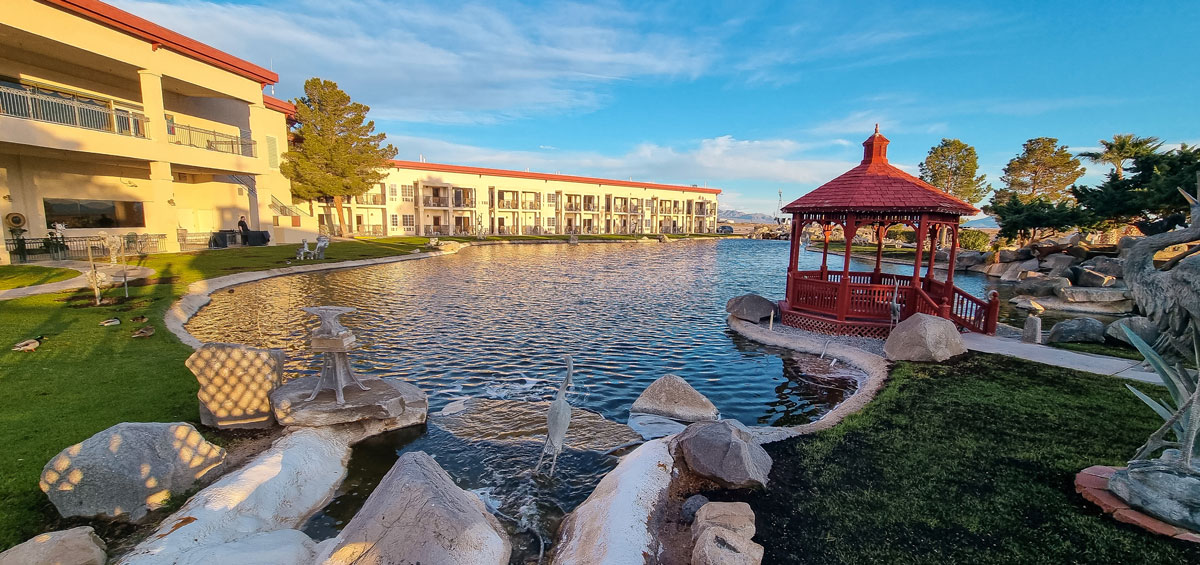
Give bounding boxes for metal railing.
[354,194,385,206]
[613,204,628,213]
[521,226,543,235]
[629,205,642,213]
[270,195,310,217]
[583,203,599,211]
[497,200,519,210]
[0,84,148,137]
[495,226,515,235]
[6,233,166,263]
[167,121,255,156]
[521,200,540,210]
[423,196,449,207]
[564,203,581,212]
[424,226,451,236]
[453,198,475,208]
[563,227,580,234]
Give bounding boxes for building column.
[138,71,167,143]
[148,161,180,252]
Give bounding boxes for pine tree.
[996,137,1085,204]
[281,78,397,235]
[918,138,991,205]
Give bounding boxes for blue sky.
[114,0,1200,215]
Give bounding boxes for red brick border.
[1075,465,1200,543]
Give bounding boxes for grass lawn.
[0,265,78,290]
[0,236,429,549]
[719,352,1199,563]
[1050,341,1144,361]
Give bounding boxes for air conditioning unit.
[4,212,27,230]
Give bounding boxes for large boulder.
[314,451,511,565]
[1046,317,1106,344]
[672,420,772,489]
[40,422,225,521]
[883,313,967,362]
[1001,258,1040,282]
[1021,315,1042,344]
[1041,254,1080,277]
[1083,256,1125,278]
[0,527,106,565]
[1030,241,1065,258]
[272,376,427,428]
[996,249,1021,263]
[1105,316,1159,347]
[630,374,719,422]
[1015,276,1071,297]
[1055,287,1130,303]
[982,262,1009,277]
[120,427,352,565]
[725,294,780,324]
[1108,452,1200,532]
[1076,268,1117,288]
[551,439,676,564]
[692,526,764,565]
[692,501,756,543]
[955,251,986,270]
[1010,296,1045,314]
[186,343,284,429]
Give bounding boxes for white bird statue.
[535,355,574,477]
[889,280,903,328]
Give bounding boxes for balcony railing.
[453,197,475,208]
[496,226,516,235]
[424,226,451,236]
[583,203,599,211]
[613,204,628,213]
[521,226,543,235]
[167,121,256,156]
[521,200,540,210]
[0,84,147,137]
[629,205,642,213]
[563,227,580,234]
[423,196,449,207]
[354,225,384,237]
[354,194,385,206]
[564,203,581,212]
[497,200,519,210]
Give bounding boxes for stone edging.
[1075,465,1200,543]
[164,248,461,349]
[726,315,891,443]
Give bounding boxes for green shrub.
[958,228,991,251]
[887,226,916,243]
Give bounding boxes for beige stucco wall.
[0,0,310,264]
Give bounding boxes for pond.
[182,238,1048,560]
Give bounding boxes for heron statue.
[889,280,903,328]
[535,355,574,477]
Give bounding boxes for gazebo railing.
[787,269,997,334]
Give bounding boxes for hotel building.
[0,0,312,264]
[317,160,721,237]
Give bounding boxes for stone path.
[0,260,157,301]
[961,333,1160,384]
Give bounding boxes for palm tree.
[1078,134,1163,180]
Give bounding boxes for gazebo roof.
[782,127,979,217]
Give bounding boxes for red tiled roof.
[390,160,722,195]
[40,0,279,85]
[782,128,978,216]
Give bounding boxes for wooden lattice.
[781,310,893,339]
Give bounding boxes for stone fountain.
[302,306,370,404]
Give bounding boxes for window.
[389,184,398,199]
[645,219,651,228]
[546,217,556,227]
[401,185,415,202]
[44,198,145,228]
[391,214,399,227]
[546,193,557,204]
[402,214,415,227]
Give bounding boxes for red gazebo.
[780,127,999,338]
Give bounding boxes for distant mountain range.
[963,216,999,229]
[718,209,777,223]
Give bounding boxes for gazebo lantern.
[780,127,999,338]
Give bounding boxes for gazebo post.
[838,215,856,321]
[942,223,960,316]
[873,224,886,283]
[787,217,802,272]
[820,223,831,278]
[911,215,927,289]
[925,223,939,289]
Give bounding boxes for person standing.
[238,215,251,244]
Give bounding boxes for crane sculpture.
[1123,183,1200,358]
[535,355,574,478]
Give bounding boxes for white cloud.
[111,0,711,124]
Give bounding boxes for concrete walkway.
[0,260,157,301]
[961,332,1160,384]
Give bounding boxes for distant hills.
[718,209,777,223]
[963,216,999,229]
